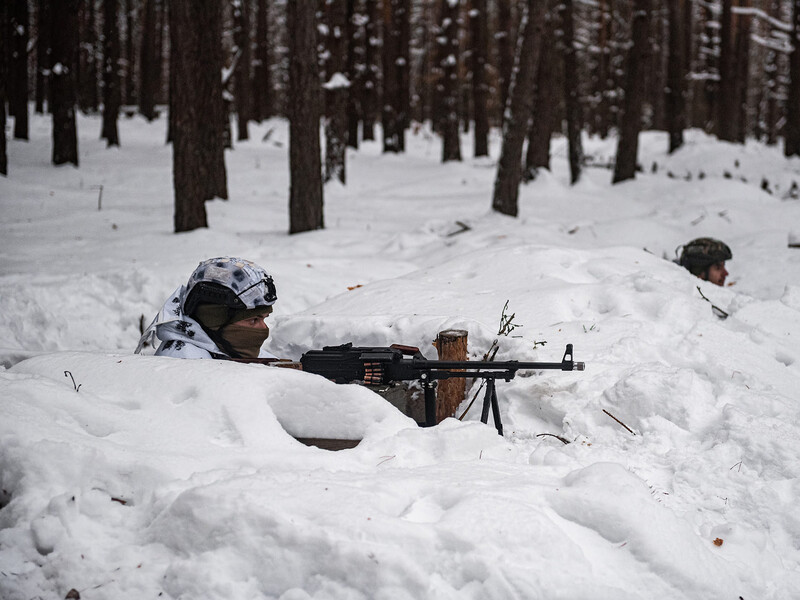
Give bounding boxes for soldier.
[136,256,277,359]
[677,238,732,287]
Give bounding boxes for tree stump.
[433,329,468,423]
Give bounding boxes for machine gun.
[299,342,585,435]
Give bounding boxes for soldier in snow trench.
[677,237,732,287]
[136,256,278,359]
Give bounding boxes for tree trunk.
[9,0,29,140]
[440,0,461,162]
[170,0,227,232]
[139,0,159,121]
[716,0,737,141]
[361,0,378,141]
[233,0,252,141]
[35,0,50,114]
[525,2,559,177]
[666,0,686,153]
[324,0,349,183]
[288,0,324,233]
[496,0,514,121]
[0,2,8,175]
[785,0,800,157]
[102,0,122,146]
[733,2,751,144]
[469,0,489,157]
[78,0,99,113]
[382,0,405,152]
[252,0,271,122]
[491,0,546,217]
[124,0,136,106]
[560,0,583,184]
[434,329,468,423]
[612,0,650,184]
[51,0,79,166]
[345,0,360,148]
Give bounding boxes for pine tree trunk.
[78,0,99,113]
[139,0,159,121]
[288,0,324,233]
[560,0,583,184]
[252,0,271,122]
[525,3,559,177]
[170,0,227,232]
[470,0,489,157]
[666,0,686,153]
[491,0,546,217]
[51,0,79,166]
[612,0,650,184]
[35,0,50,114]
[733,4,751,143]
[324,0,348,183]
[124,0,136,106]
[102,0,121,146]
[440,0,461,162]
[9,0,29,140]
[233,0,251,141]
[496,0,514,121]
[382,0,405,153]
[716,0,737,141]
[785,0,800,157]
[361,0,378,141]
[0,2,8,175]
[345,0,360,148]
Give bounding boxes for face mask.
[219,322,270,358]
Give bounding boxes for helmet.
[678,238,732,270]
[182,257,277,318]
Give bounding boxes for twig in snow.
[602,409,636,435]
[536,433,570,445]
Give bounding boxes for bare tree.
[252,0,272,122]
[78,0,99,113]
[491,0,546,217]
[717,0,737,141]
[786,0,800,156]
[102,0,122,146]
[613,0,650,184]
[361,0,378,141]
[51,0,80,166]
[35,0,50,114]
[232,0,252,141]
[324,0,349,183]
[469,0,489,157]
[9,0,29,140]
[0,1,7,175]
[139,0,159,120]
[382,0,406,152]
[560,0,583,184]
[496,0,515,119]
[170,0,227,232]
[288,0,324,233]
[666,0,687,153]
[439,0,461,162]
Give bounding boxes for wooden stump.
[433,329,468,423]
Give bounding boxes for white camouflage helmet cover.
[183,256,277,312]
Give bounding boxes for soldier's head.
[182,257,277,357]
[678,238,732,286]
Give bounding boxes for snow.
[2,111,800,599]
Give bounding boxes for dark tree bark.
[0,2,8,175]
[9,0,30,140]
[491,0,546,217]
[78,0,99,113]
[288,0,324,233]
[139,0,159,120]
[469,0,489,157]
[51,0,79,166]
[324,0,349,183]
[252,0,271,122]
[716,0,737,141]
[35,0,50,114]
[382,0,406,152]
[666,0,686,153]
[170,0,228,232]
[439,0,461,162]
[124,0,136,106]
[102,0,121,146]
[733,3,751,143]
[525,2,559,177]
[232,0,252,141]
[560,0,583,184]
[496,0,514,120]
[785,0,800,157]
[345,0,360,148]
[361,0,378,141]
[612,0,650,184]
[594,0,613,138]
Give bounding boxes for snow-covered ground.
[1,112,800,599]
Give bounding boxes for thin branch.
[602,409,635,435]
